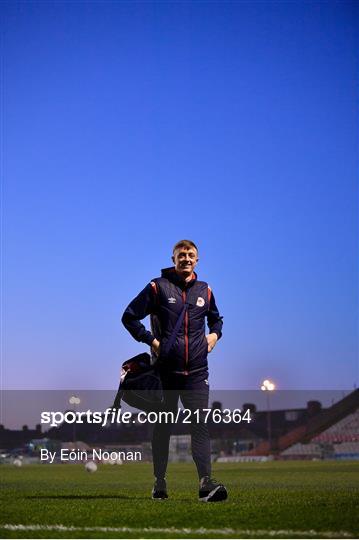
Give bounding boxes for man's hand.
[206,333,218,353]
[152,338,160,357]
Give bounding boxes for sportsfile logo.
[40,408,252,427]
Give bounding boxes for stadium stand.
[281,442,322,459]
[333,441,359,454]
[248,389,359,457]
[280,406,359,460]
[312,409,359,442]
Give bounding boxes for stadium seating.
[281,443,322,458]
[312,409,359,443]
[281,408,359,459]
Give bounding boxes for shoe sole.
[199,486,228,502]
[152,492,168,500]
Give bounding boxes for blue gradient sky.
[2,1,358,390]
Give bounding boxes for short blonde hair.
[173,239,198,254]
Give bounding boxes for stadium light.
[261,379,276,392]
[260,379,276,453]
[69,395,81,444]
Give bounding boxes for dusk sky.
[2,1,358,391]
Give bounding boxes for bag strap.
[160,302,188,358]
[113,302,188,410]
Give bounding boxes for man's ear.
[172,255,175,264]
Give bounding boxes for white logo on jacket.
[196,297,205,307]
[168,297,176,304]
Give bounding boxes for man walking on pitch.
[122,240,227,502]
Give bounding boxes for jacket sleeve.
[207,289,223,339]
[121,283,156,346]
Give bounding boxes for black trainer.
[199,476,228,502]
[152,477,168,500]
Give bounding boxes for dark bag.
[113,352,163,412]
[113,302,188,412]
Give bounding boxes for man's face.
[172,247,199,277]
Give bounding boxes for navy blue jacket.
[121,267,223,374]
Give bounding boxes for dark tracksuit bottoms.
[152,368,211,480]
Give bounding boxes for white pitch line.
[1,524,355,538]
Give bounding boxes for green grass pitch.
[0,461,358,538]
